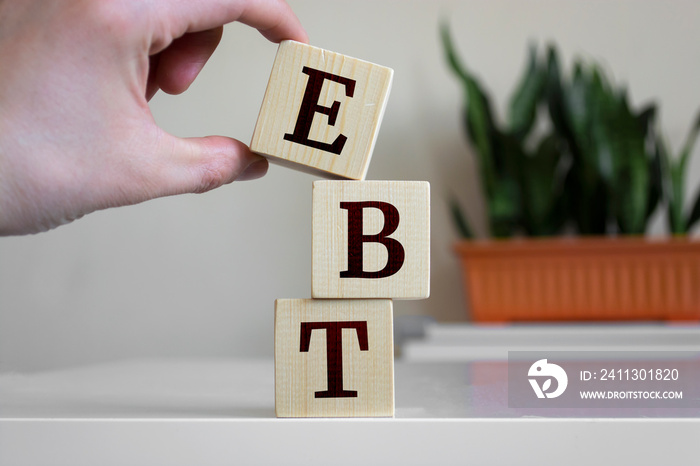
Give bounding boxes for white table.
[2,355,699,466]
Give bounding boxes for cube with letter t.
[250,41,393,180]
[312,180,430,299]
[275,298,394,417]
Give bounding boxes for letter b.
[340,201,405,279]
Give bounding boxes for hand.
[0,0,308,235]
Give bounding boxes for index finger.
[158,0,308,46]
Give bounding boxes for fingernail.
[237,158,269,181]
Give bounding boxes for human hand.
[0,0,307,235]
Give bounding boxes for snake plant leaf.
[565,60,593,159]
[609,92,650,234]
[657,110,700,234]
[679,108,700,173]
[670,162,686,234]
[591,65,613,95]
[488,176,520,238]
[518,133,565,236]
[686,188,700,232]
[618,151,650,235]
[562,64,613,235]
[646,142,663,221]
[508,43,546,142]
[545,46,577,153]
[448,195,474,239]
[635,103,661,221]
[658,135,686,234]
[675,109,700,233]
[590,109,615,184]
[586,66,618,172]
[439,20,470,87]
[547,48,607,235]
[636,104,657,133]
[440,21,498,197]
[564,160,609,235]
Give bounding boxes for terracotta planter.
[455,237,700,322]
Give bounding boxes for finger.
[236,0,309,44]
[154,27,223,95]
[152,135,269,198]
[146,54,161,100]
[152,0,308,53]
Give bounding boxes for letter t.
[299,321,369,398]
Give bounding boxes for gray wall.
[2,0,699,371]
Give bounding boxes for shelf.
[2,357,699,465]
[402,322,700,361]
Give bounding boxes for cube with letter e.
[250,41,393,180]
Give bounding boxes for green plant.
[441,21,665,238]
[441,23,565,238]
[658,111,700,234]
[545,48,661,236]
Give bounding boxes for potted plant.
[441,22,700,322]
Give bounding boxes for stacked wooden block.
[251,41,430,417]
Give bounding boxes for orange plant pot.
[455,237,700,322]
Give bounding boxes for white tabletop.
[1,357,699,466]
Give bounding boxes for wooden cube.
[250,40,393,180]
[275,299,394,418]
[312,180,430,299]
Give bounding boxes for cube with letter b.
[312,180,430,299]
[250,41,393,180]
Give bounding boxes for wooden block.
[275,298,394,418]
[250,40,393,180]
[312,180,430,299]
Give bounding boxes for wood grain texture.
[250,40,393,180]
[275,298,394,418]
[312,181,430,299]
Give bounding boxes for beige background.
[2,0,699,370]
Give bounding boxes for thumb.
[154,135,269,197]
